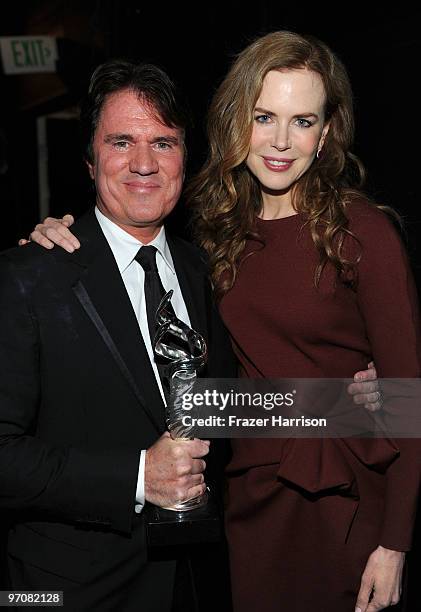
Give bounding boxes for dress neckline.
[256,213,303,233]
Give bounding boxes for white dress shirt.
[95,207,191,513]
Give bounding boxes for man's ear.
[86,159,95,180]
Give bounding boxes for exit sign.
[0,36,57,74]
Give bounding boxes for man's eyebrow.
[104,133,135,143]
[103,134,181,144]
[150,135,181,145]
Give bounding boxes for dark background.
[1,1,420,608]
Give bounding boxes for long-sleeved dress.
[219,200,421,611]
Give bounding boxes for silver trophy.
[154,290,208,511]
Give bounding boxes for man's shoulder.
[0,242,55,271]
[1,207,94,256]
[166,233,208,267]
[0,243,62,300]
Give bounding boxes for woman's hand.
[348,362,382,412]
[355,545,405,611]
[19,214,79,252]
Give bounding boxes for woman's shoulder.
[342,197,408,272]
[343,197,401,240]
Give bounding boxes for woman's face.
[246,68,330,212]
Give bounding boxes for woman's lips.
[262,157,294,172]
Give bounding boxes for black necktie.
[135,245,175,397]
[135,245,167,346]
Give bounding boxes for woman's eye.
[255,114,271,123]
[295,118,313,128]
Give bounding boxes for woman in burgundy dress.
[186,31,421,611]
[25,32,420,612]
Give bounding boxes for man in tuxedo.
[0,60,236,611]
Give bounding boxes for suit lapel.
[167,234,210,351]
[63,210,166,434]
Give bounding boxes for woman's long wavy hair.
[188,31,374,299]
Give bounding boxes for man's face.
[87,89,184,241]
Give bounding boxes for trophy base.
[145,490,221,547]
[161,489,208,512]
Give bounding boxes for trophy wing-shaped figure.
[153,291,209,511]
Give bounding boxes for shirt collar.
[95,207,176,275]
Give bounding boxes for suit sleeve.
[0,254,139,534]
[352,207,421,551]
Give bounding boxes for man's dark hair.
[80,60,189,164]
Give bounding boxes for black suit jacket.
[0,209,236,611]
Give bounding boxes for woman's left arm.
[351,204,421,611]
[355,546,405,611]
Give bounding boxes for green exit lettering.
[11,39,50,68]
